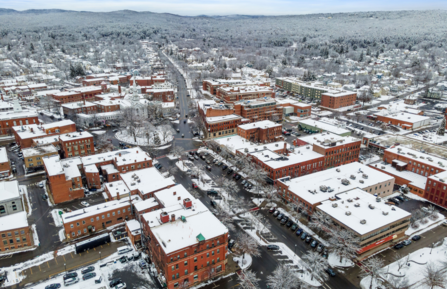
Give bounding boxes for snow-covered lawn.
[328,253,354,268]
[233,253,252,270]
[360,238,447,289]
[175,160,194,172]
[405,213,445,236]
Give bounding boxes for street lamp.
[64,263,66,273]
[99,251,102,261]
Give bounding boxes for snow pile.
[233,253,252,270]
[361,238,447,289]
[31,224,39,247]
[166,154,178,160]
[115,130,173,146]
[20,185,32,216]
[57,245,75,256]
[51,209,64,227]
[59,228,66,242]
[175,160,193,172]
[90,130,106,135]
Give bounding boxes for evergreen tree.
[366,48,371,56]
[7,44,11,51]
[75,63,85,76]
[30,43,34,52]
[437,118,445,136]
[302,36,307,43]
[69,64,76,78]
[359,51,364,62]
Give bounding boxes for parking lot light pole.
[99,251,101,261]
[64,263,66,273]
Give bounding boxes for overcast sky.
[3,0,447,16]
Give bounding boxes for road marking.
[70,252,74,258]
[62,255,66,261]
[55,257,58,264]
[30,267,33,275]
[282,235,287,239]
[47,262,50,268]
[39,265,41,271]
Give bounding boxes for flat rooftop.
[322,91,355,97]
[298,119,350,135]
[278,162,394,205]
[22,144,58,158]
[142,200,228,254]
[385,146,447,171]
[134,197,159,212]
[206,114,241,124]
[238,120,281,130]
[249,147,323,170]
[370,163,427,189]
[0,211,28,231]
[216,135,289,155]
[105,180,130,198]
[317,188,410,236]
[154,185,194,208]
[299,132,360,147]
[373,111,430,124]
[121,167,175,196]
[0,181,20,202]
[0,147,8,163]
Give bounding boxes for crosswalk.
[0,254,13,260]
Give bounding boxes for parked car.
[300,232,308,240]
[402,240,412,246]
[235,175,242,180]
[290,224,298,231]
[192,183,198,189]
[286,220,293,227]
[269,207,276,213]
[280,218,288,225]
[63,272,78,280]
[267,244,280,250]
[273,211,280,217]
[394,243,404,249]
[227,169,234,175]
[207,190,219,196]
[81,266,95,274]
[241,180,247,185]
[276,214,284,220]
[222,165,228,170]
[325,268,336,277]
[83,272,96,280]
[412,235,421,241]
[109,279,123,287]
[317,244,324,253]
[210,200,217,207]
[311,240,318,248]
[296,228,303,236]
[206,165,212,171]
[305,236,312,243]
[81,201,90,207]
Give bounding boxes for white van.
[117,246,132,255]
[64,277,79,286]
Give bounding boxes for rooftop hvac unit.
[350,175,356,180]
[376,197,382,202]
[359,179,364,184]
[381,166,385,169]
[244,148,248,152]
[360,219,367,224]
[382,211,389,215]
[440,179,445,182]
[362,174,368,179]
[275,144,278,147]
[369,204,375,209]
[131,182,136,186]
[347,198,353,203]
[332,203,338,208]
[341,179,350,186]
[254,148,258,151]
[306,146,310,149]
[336,168,341,172]
[420,156,425,159]
[320,185,328,192]
[354,203,360,207]
[345,211,351,216]
[110,184,113,187]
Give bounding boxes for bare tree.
[213,205,236,231]
[302,250,329,282]
[158,124,176,143]
[393,253,409,272]
[309,210,333,237]
[237,270,261,289]
[421,262,447,289]
[120,107,146,143]
[237,232,261,261]
[40,95,55,113]
[387,275,410,289]
[327,226,360,264]
[360,256,385,289]
[267,263,302,289]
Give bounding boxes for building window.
[185,270,188,275]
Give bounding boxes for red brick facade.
[321,92,356,109]
[237,123,282,143]
[60,134,95,158]
[0,115,39,136]
[0,225,32,252]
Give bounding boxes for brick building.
[62,196,138,239]
[141,86,175,102]
[298,133,361,169]
[237,120,282,143]
[22,145,58,172]
[234,98,283,123]
[104,180,131,201]
[142,194,228,289]
[276,162,395,214]
[52,86,103,104]
[424,171,447,209]
[62,101,97,116]
[0,147,10,179]
[13,120,77,148]
[82,78,106,86]
[0,110,39,136]
[373,111,430,130]
[276,99,312,118]
[320,91,357,109]
[125,219,142,246]
[121,167,176,200]
[59,132,95,158]
[216,86,274,103]
[94,100,122,113]
[0,211,33,252]
[52,91,82,104]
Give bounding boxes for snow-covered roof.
[142,200,228,254]
[0,181,20,202]
[249,148,323,170]
[133,197,159,212]
[299,132,360,147]
[59,131,93,142]
[62,196,140,223]
[121,167,175,196]
[154,185,194,208]
[126,219,141,236]
[238,120,281,130]
[373,111,430,124]
[105,180,130,198]
[22,144,57,158]
[278,162,395,205]
[81,147,148,166]
[216,135,289,155]
[299,119,350,135]
[372,163,427,189]
[101,164,119,174]
[317,188,410,236]
[0,147,8,163]
[84,164,99,173]
[0,211,28,231]
[61,101,97,109]
[0,110,38,121]
[43,154,82,179]
[385,146,447,171]
[322,91,355,97]
[206,114,241,124]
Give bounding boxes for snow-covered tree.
[422,262,447,289]
[327,226,360,264]
[266,264,302,289]
[302,250,329,282]
[360,257,385,289]
[237,232,261,261]
[237,270,261,288]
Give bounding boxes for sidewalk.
[16,241,124,288]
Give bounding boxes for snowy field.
[360,238,447,289]
[115,130,173,146]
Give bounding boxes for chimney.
[118,85,122,94]
[160,212,169,223]
[136,150,139,154]
[135,160,136,163]
[117,192,120,200]
[119,153,121,157]
[173,191,176,196]
[83,97,86,105]
[115,157,117,161]
[183,198,192,209]
[171,214,175,222]
[178,196,181,201]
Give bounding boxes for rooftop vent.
[350,175,356,180]
[341,179,350,186]
[382,211,389,215]
[369,204,375,210]
[347,198,353,203]
[336,168,341,172]
[332,203,338,208]
[360,219,367,224]
[354,203,360,207]
[345,211,351,216]
[362,174,368,179]
[359,180,364,184]
[320,185,328,192]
